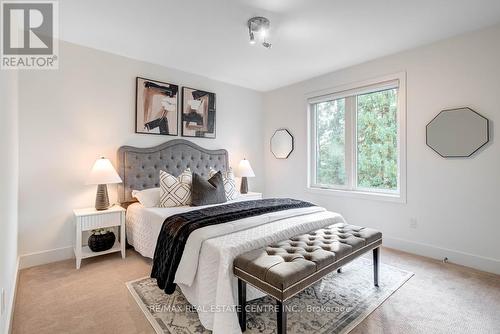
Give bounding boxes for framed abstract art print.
[136,77,179,136]
[181,87,216,138]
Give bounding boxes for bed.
[117,140,345,333]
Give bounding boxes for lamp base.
[95,184,110,211]
[240,177,249,194]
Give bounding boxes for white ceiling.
[60,0,500,91]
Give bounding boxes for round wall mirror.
[271,129,294,159]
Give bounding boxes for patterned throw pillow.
[159,169,192,207]
[209,167,239,200]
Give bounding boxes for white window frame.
[306,72,407,203]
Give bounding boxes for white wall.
[263,24,500,274]
[0,70,19,333]
[17,41,264,267]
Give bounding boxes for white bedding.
[126,200,345,334]
[126,197,267,260]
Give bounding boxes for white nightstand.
[73,205,126,269]
[239,192,263,200]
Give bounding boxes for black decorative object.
[426,107,489,158]
[88,230,116,252]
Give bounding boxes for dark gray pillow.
[191,171,227,206]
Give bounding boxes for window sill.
[306,186,406,204]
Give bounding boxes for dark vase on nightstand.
[88,231,116,252]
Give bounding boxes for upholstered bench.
[233,223,382,334]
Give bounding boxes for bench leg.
[238,279,246,332]
[277,300,287,334]
[373,247,380,287]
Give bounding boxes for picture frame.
[135,77,179,136]
[181,87,216,138]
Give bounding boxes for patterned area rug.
[127,257,413,334]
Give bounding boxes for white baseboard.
[19,246,74,270]
[6,257,19,334]
[17,237,500,275]
[384,236,500,275]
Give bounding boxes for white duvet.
[126,199,345,334]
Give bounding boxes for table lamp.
[86,157,122,210]
[236,158,255,194]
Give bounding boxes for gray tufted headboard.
[117,139,228,205]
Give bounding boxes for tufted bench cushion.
[234,222,382,333]
[234,223,381,300]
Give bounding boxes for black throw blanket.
[151,198,315,294]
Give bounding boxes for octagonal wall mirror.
[426,107,489,158]
[271,129,294,159]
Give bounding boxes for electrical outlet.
[1,288,5,316]
[409,218,418,229]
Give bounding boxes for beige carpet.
[12,247,500,334]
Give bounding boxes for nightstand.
[73,205,126,269]
[239,192,263,200]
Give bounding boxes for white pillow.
[209,167,240,200]
[159,169,193,207]
[132,188,160,208]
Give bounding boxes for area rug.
[127,257,413,334]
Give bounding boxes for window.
[308,74,406,201]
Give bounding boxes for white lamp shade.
[86,157,122,185]
[236,159,255,178]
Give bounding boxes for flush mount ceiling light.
[248,16,272,49]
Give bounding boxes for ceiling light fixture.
[249,31,256,44]
[248,16,272,49]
